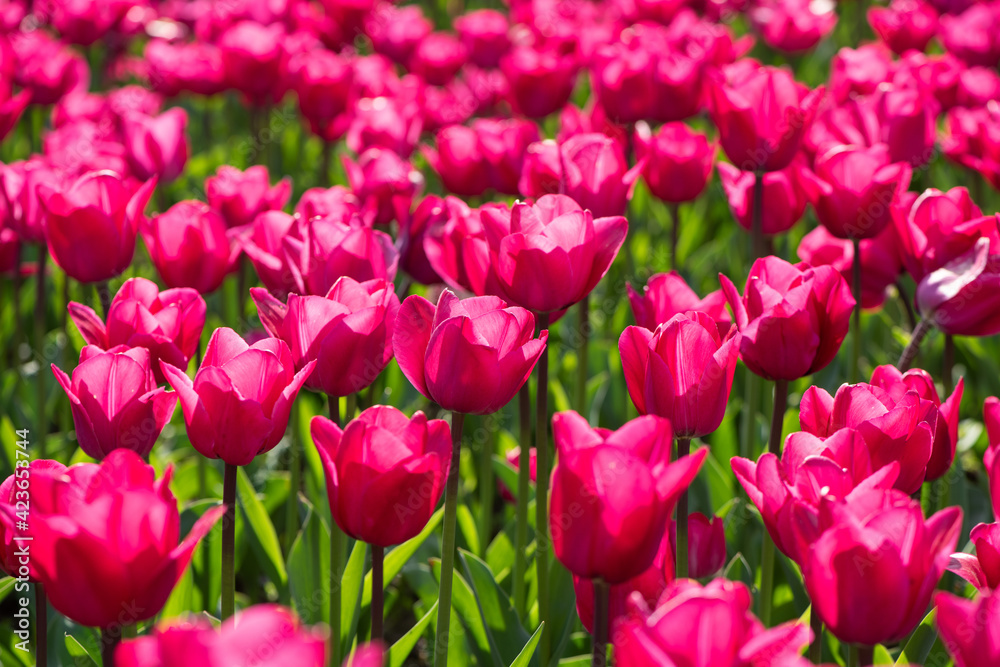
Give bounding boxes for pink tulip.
[948,523,1000,591]
[804,96,881,160]
[311,406,450,546]
[39,170,155,284]
[0,88,28,144]
[290,49,354,142]
[295,186,361,222]
[620,313,740,438]
[720,255,855,381]
[142,201,238,294]
[717,159,816,236]
[237,211,301,298]
[500,44,578,119]
[481,194,628,313]
[939,2,1000,67]
[424,125,490,196]
[410,32,467,86]
[943,105,1000,191]
[589,39,658,125]
[935,590,1000,667]
[393,290,547,414]
[869,0,940,54]
[205,165,292,230]
[797,225,902,309]
[472,118,539,196]
[830,44,893,103]
[454,9,510,68]
[115,604,328,667]
[627,271,731,334]
[11,31,90,106]
[0,156,63,244]
[0,460,67,579]
[671,512,727,579]
[614,579,812,666]
[550,411,707,583]
[917,235,1000,336]
[957,66,1000,108]
[365,4,431,65]
[421,197,492,295]
[749,0,837,53]
[346,95,423,158]
[342,147,421,227]
[144,40,226,98]
[122,108,189,184]
[26,450,224,630]
[873,83,939,167]
[634,122,715,204]
[219,21,289,106]
[160,328,314,466]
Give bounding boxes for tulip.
[797,225,902,309]
[869,0,940,55]
[142,201,238,294]
[935,590,1000,667]
[342,147,422,227]
[917,235,1000,336]
[290,49,354,142]
[805,96,882,159]
[454,9,510,68]
[410,32,467,86]
[473,118,539,196]
[122,108,189,184]
[252,277,399,397]
[614,579,812,666]
[671,512,727,578]
[0,460,67,579]
[939,2,1000,67]
[559,133,641,218]
[43,119,130,179]
[748,0,837,53]
[11,31,90,106]
[943,105,1000,191]
[720,255,855,381]
[39,170,155,284]
[114,605,329,667]
[68,278,205,384]
[799,382,939,493]
[620,313,740,438]
[500,44,578,119]
[219,21,288,106]
[800,489,962,646]
[49,0,129,46]
[393,290,547,415]
[52,346,177,460]
[346,95,423,158]
[873,84,939,167]
[627,271,731,334]
[635,122,715,204]
[957,67,1000,108]
[810,144,912,240]
[498,447,537,503]
[894,51,965,110]
[424,125,490,196]
[480,194,628,313]
[160,327,314,467]
[948,522,1000,591]
[650,47,706,124]
[205,165,291,230]
[708,64,824,172]
[26,449,224,631]
[421,196,492,295]
[295,186,361,222]
[0,156,61,244]
[0,88,28,144]
[589,40,657,124]
[717,159,816,236]
[310,406,450,546]
[366,4,431,65]
[144,39,226,98]
[830,45,893,103]
[237,211,301,298]
[549,411,707,583]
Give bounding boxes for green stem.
[371,544,384,643]
[740,368,761,460]
[759,532,775,626]
[11,244,22,366]
[576,294,589,415]
[535,312,551,667]
[752,171,765,259]
[895,279,917,331]
[34,248,47,459]
[221,463,237,620]
[36,583,46,667]
[849,645,859,667]
[897,319,933,372]
[676,436,691,579]
[851,238,862,383]
[284,412,302,556]
[769,380,788,456]
[809,607,823,662]
[477,428,493,557]
[346,393,357,423]
[943,334,954,396]
[669,202,680,271]
[592,579,609,667]
[433,412,465,667]
[328,393,343,667]
[101,627,120,667]
[96,280,111,319]
[512,384,532,620]
[321,140,333,188]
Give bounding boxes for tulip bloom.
[366,4,432,65]
[620,312,740,438]
[39,170,155,283]
[800,489,962,646]
[717,160,815,236]
[115,605,328,667]
[671,512,727,578]
[939,2,1000,67]
[251,277,399,397]
[500,44,578,119]
[142,201,238,294]
[549,411,707,583]
[949,523,1000,591]
[122,108,189,184]
[290,49,354,142]
[0,460,67,579]
[311,406,450,546]
[342,147,421,227]
[635,122,715,204]
[399,195,446,285]
[219,21,289,106]
[480,194,628,313]
[708,64,824,172]
[797,225,902,310]
[943,105,1000,190]
[627,271,731,333]
[160,328,314,466]
[720,256,855,381]
[424,125,490,196]
[873,84,939,167]
[410,32,467,86]
[917,236,1000,336]
[421,197,492,296]
[454,9,510,68]
[26,450,224,630]
[869,0,940,54]
[748,0,837,53]
[935,590,1000,667]
[829,45,893,103]
[473,118,539,196]
[0,156,61,243]
[205,165,292,230]
[614,579,812,666]
[393,290,547,415]
[68,277,206,381]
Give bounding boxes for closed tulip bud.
[620,313,740,438]
[948,522,1000,591]
[0,460,67,579]
[672,512,726,578]
[343,147,422,227]
[366,4,432,65]
[873,84,939,167]
[800,489,962,646]
[717,159,816,236]
[473,117,539,196]
[11,31,90,106]
[869,0,939,55]
[39,170,155,284]
[709,64,824,172]
[749,0,837,53]
[614,579,812,666]
[0,156,62,243]
[219,21,289,106]
[957,67,1000,109]
[935,590,1000,667]
[421,197,493,295]
[550,411,706,583]
[797,224,902,309]
[720,256,855,381]
[205,165,292,230]
[291,49,354,143]
[627,271,731,333]
[160,328,314,466]
[943,105,1000,191]
[651,49,706,124]
[115,604,329,667]
[237,211,301,298]
[144,39,226,98]
[939,3,1000,67]
[917,235,1000,336]
[394,290,547,414]
[481,194,628,313]
[25,450,224,630]
[142,201,238,294]
[252,277,399,397]
[455,9,510,68]
[311,406,450,546]
[410,32,467,86]
[560,133,642,218]
[52,346,177,460]
[424,125,490,196]
[635,122,715,204]
[830,44,893,103]
[501,44,578,119]
[122,108,189,184]
[347,95,423,158]
[590,41,656,124]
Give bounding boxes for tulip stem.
[769,380,788,456]
[477,431,493,556]
[676,436,691,579]
[535,311,552,667]
[591,579,609,667]
[35,583,46,667]
[96,280,111,319]
[751,171,765,259]
[433,411,465,667]
[897,319,933,372]
[851,238,862,383]
[321,140,333,187]
[943,334,954,396]
[284,416,302,556]
[759,532,775,626]
[895,280,917,331]
[100,627,120,667]
[512,384,532,620]
[371,544,384,643]
[34,248,47,459]
[221,463,237,621]
[849,644,874,667]
[669,202,680,271]
[11,245,22,367]
[809,607,823,663]
[576,294,589,415]
[330,521,345,667]
[741,368,761,460]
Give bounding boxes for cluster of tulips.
[2,0,1000,664]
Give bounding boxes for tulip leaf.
[547,558,577,665]
[64,634,99,667]
[341,538,368,649]
[0,577,14,606]
[362,507,444,607]
[388,600,438,667]
[555,657,590,667]
[508,622,544,667]
[492,455,535,503]
[896,608,944,666]
[873,644,893,664]
[458,549,533,666]
[457,504,480,556]
[288,506,330,626]
[236,466,288,588]
[430,558,495,666]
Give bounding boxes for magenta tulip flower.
[410,32,467,86]
[717,159,816,236]
[949,523,1000,591]
[869,0,940,55]
[311,406,450,546]
[619,312,740,438]
[142,200,238,294]
[627,271,731,334]
[424,124,490,197]
[122,108,189,184]
[205,165,291,230]
[797,225,902,309]
[366,4,432,65]
[679,512,727,578]
[549,410,707,583]
[917,235,1000,336]
[421,197,492,296]
[635,122,715,204]
[829,44,893,103]
[251,277,399,397]
[935,590,1000,667]
[939,2,1000,67]
[748,0,837,53]
[290,49,354,142]
[219,20,289,106]
[943,105,1000,190]
[454,9,510,68]
[873,83,939,167]
[160,328,314,466]
[0,460,67,579]
[500,44,578,119]
[0,156,61,244]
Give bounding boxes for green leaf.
[288,507,330,626]
[431,558,493,666]
[457,504,480,556]
[362,507,443,607]
[0,577,15,606]
[341,538,367,648]
[873,644,893,665]
[895,608,938,665]
[492,455,534,504]
[509,623,544,667]
[388,601,438,667]
[236,466,288,588]
[64,635,99,666]
[458,550,532,666]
